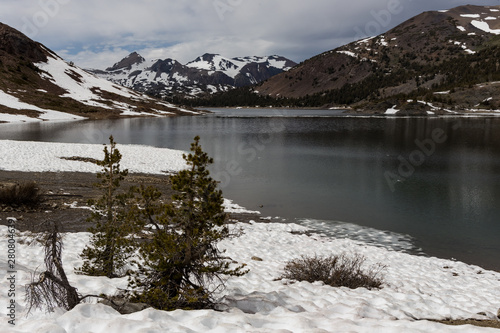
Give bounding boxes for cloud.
[1,0,500,69]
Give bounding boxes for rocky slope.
[90,52,296,98]
[255,4,500,114]
[0,23,197,123]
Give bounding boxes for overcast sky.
[1,0,500,69]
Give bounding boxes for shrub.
[279,253,385,290]
[0,181,41,206]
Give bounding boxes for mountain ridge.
[226,4,500,114]
[90,52,296,99]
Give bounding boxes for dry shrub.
[0,181,42,206]
[280,253,385,290]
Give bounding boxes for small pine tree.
[77,136,133,278]
[130,136,246,310]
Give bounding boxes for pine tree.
[130,136,246,310]
[77,136,133,278]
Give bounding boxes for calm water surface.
[1,109,500,270]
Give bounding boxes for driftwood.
[25,223,97,313]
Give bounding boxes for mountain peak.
[106,52,145,71]
[201,53,220,60]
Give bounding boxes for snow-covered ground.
[0,140,186,174]
[1,140,500,332]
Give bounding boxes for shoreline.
[1,169,498,274]
[1,107,500,127]
[0,170,262,233]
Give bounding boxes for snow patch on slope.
[35,53,147,111]
[471,20,500,34]
[0,89,84,123]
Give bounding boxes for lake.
[1,108,500,270]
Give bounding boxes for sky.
[1,0,500,69]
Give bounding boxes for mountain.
[90,53,296,98]
[253,5,500,114]
[0,23,197,123]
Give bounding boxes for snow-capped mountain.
[0,23,197,123]
[90,53,296,98]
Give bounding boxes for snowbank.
[0,222,499,332]
[0,140,186,174]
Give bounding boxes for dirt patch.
[432,318,500,329]
[0,170,260,233]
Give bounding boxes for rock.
[251,256,263,261]
[99,296,150,314]
[497,308,500,319]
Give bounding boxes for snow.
[268,59,288,70]
[461,14,481,18]
[223,199,260,214]
[337,50,357,58]
[155,101,201,115]
[187,55,244,79]
[172,72,189,83]
[34,53,149,112]
[356,36,376,44]
[378,37,388,46]
[457,26,466,31]
[385,105,399,115]
[471,20,500,34]
[1,140,500,332]
[0,140,186,174]
[0,89,85,123]
[186,55,291,80]
[450,40,476,54]
[1,221,500,332]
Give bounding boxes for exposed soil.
[0,170,260,233]
[433,319,500,329]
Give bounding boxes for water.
[1,109,500,270]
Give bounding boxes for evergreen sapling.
[130,136,247,310]
[77,136,134,278]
